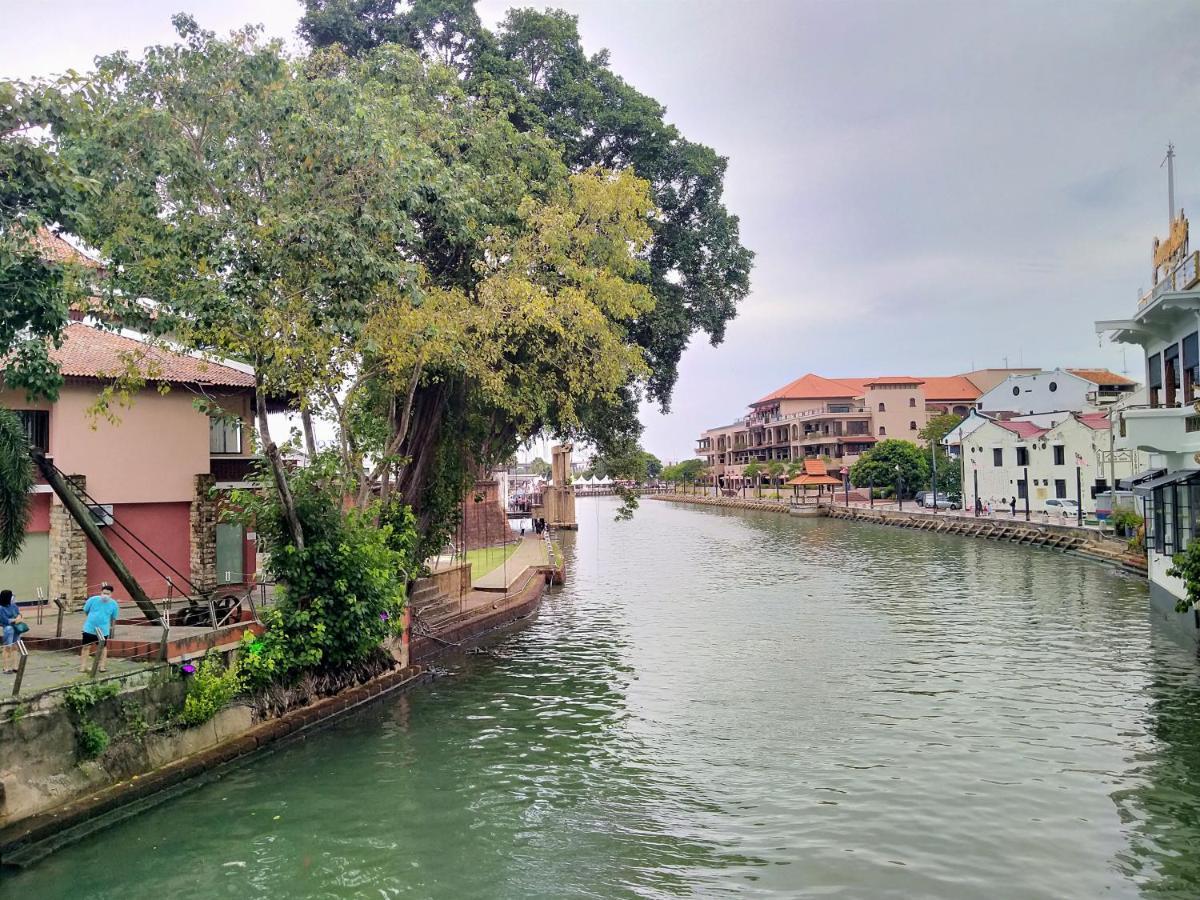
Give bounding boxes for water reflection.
[10,497,1200,899]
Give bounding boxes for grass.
[465,543,520,579]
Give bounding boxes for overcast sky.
[6,1,1200,463]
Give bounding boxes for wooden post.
[32,451,162,622]
[400,604,412,668]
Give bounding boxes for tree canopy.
[301,0,753,407]
[849,439,928,496]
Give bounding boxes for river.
[7,497,1200,899]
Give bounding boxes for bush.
[179,651,243,727]
[1168,538,1200,613]
[230,460,413,690]
[77,721,110,759]
[1110,504,1143,534]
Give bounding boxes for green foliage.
[1110,504,1144,533]
[1167,538,1200,613]
[120,699,149,740]
[0,409,35,561]
[849,439,928,496]
[742,461,763,497]
[528,457,552,478]
[230,464,413,689]
[0,79,96,402]
[179,652,243,727]
[7,703,29,723]
[766,460,786,487]
[918,413,962,445]
[76,721,110,760]
[587,443,661,482]
[63,681,119,716]
[301,1,753,407]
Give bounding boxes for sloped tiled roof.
[1075,412,1112,431]
[1065,368,1137,386]
[864,376,924,386]
[996,420,1046,439]
[30,228,102,270]
[920,375,981,401]
[51,323,254,389]
[753,373,863,405]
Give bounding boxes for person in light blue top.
[80,584,120,674]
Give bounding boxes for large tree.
[43,17,659,559]
[300,0,753,407]
[0,77,96,560]
[849,440,929,497]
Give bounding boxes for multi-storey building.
[0,322,259,606]
[1097,203,1200,637]
[698,369,1034,489]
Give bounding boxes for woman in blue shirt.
[81,584,120,674]
[0,590,24,673]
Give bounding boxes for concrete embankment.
[652,494,1146,574]
[0,564,554,868]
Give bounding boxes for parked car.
[913,491,930,507]
[1044,498,1081,518]
[922,492,961,510]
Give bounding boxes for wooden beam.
[31,451,162,623]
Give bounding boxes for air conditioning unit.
[88,504,114,527]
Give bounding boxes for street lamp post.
[1076,463,1083,527]
[930,438,938,514]
[1023,465,1031,521]
[896,464,903,512]
[841,467,850,507]
[869,476,874,508]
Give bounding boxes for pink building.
[0,323,259,606]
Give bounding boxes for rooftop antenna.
[1163,142,1176,225]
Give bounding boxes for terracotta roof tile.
[753,373,863,405]
[51,323,254,389]
[920,375,981,401]
[30,228,102,270]
[865,376,924,385]
[1075,412,1112,430]
[996,420,1046,439]
[1065,368,1137,386]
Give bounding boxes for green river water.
[7,497,1200,899]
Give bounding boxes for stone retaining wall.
[653,494,1147,574]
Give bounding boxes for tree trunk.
[256,381,304,550]
[300,407,318,461]
[32,451,162,622]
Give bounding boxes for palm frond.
[0,408,34,562]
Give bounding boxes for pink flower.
[181,663,196,674]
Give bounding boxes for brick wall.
[48,475,88,610]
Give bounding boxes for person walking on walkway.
[0,590,24,674]
[80,584,120,674]
[1009,496,1017,516]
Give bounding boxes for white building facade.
[960,413,1139,515]
[1097,205,1200,638]
[976,368,1137,417]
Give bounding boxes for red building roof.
[52,323,255,389]
[753,373,863,405]
[1075,412,1112,431]
[1065,368,1137,386]
[996,420,1046,439]
[30,228,102,270]
[920,375,981,401]
[865,376,924,386]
